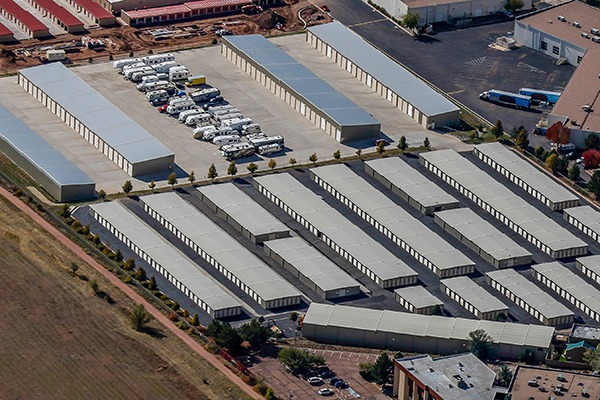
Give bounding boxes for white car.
[318,388,334,396]
[307,376,323,385]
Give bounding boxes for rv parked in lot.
[258,143,283,155]
[185,74,206,87]
[137,75,160,90]
[142,81,173,92]
[167,99,196,115]
[242,123,261,135]
[206,104,234,114]
[213,134,241,147]
[215,113,243,123]
[212,108,239,117]
[248,135,284,149]
[152,60,178,74]
[190,87,221,103]
[113,58,142,71]
[169,96,193,106]
[193,125,217,139]
[169,66,189,81]
[146,89,169,102]
[221,142,255,160]
[125,66,154,79]
[131,70,157,82]
[178,109,205,122]
[185,113,211,126]
[143,53,175,66]
[221,117,253,131]
[121,62,145,75]
[202,127,235,141]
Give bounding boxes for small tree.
[569,164,581,181]
[583,347,600,370]
[469,329,493,360]
[89,279,99,295]
[309,153,318,164]
[583,149,600,169]
[372,353,393,384]
[148,275,157,290]
[247,162,258,174]
[227,161,237,177]
[534,145,546,160]
[376,141,385,156]
[290,311,298,322]
[168,172,178,189]
[585,133,600,150]
[356,148,362,157]
[278,347,324,374]
[70,262,80,276]
[402,11,420,31]
[515,128,529,149]
[333,150,341,160]
[398,135,407,152]
[265,387,275,400]
[188,170,196,185]
[545,153,559,171]
[98,189,106,199]
[123,258,135,271]
[115,249,123,263]
[491,120,504,139]
[135,266,147,281]
[149,180,156,192]
[546,121,571,145]
[207,163,218,180]
[130,304,151,332]
[289,158,297,167]
[191,313,199,326]
[519,348,534,364]
[588,171,600,199]
[60,204,71,218]
[122,180,133,195]
[268,159,277,170]
[496,365,513,387]
[423,137,430,149]
[506,0,524,12]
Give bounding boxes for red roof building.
[0,0,50,37]
[29,0,85,32]
[66,0,115,26]
[0,20,15,42]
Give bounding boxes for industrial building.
[18,63,175,177]
[365,157,459,215]
[140,192,302,310]
[564,205,600,244]
[474,142,579,211]
[306,21,460,129]
[0,21,14,42]
[221,34,381,143]
[89,201,242,319]
[486,269,574,326]
[576,255,600,286]
[302,303,554,362]
[254,173,418,289]
[309,164,475,278]
[434,208,532,269]
[263,236,361,300]
[0,0,49,38]
[0,104,95,202]
[440,276,508,320]
[197,183,290,244]
[509,365,600,399]
[26,0,85,33]
[420,150,588,259]
[66,0,116,26]
[393,286,444,315]
[532,262,600,324]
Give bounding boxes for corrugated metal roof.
[35,0,84,28]
[0,21,14,36]
[394,286,443,310]
[123,4,191,19]
[0,0,48,32]
[71,0,114,19]
[564,205,600,238]
[223,35,380,128]
[89,201,241,313]
[307,21,459,117]
[576,254,600,275]
[441,276,508,314]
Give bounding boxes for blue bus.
[519,88,562,105]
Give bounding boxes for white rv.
[121,62,145,75]
[221,142,255,160]
[258,143,283,155]
[131,70,157,82]
[113,58,142,71]
[185,113,211,126]
[167,100,196,115]
[143,53,175,66]
[190,87,221,103]
[212,107,239,117]
[215,113,243,123]
[146,89,169,102]
[221,117,253,131]
[125,66,154,80]
[168,96,193,106]
[241,123,261,135]
[193,125,217,139]
[206,104,235,114]
[248,135,284,149]
[142,80,173,92]
[178,109,205,122]
[169,66,189,81]
[136,75,160,90]
[202,127,235,141]
[213,134,241,147]
[152,60,178,74]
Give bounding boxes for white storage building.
[576,255,600,286]
[88,201,242,318]
[393,286,444,315]
[440,276,508,320]
[563,205,600,244]
[309,164,475,278]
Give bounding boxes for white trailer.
[168,96,193,106]
[241,123,261,135]
[213,134,241,147]
[125,66,154,79]
[113,58,142,71]
[221,117,253,131]
[143,53,175,65]
[202,127,235,141]
[185,113,211,126]
[179,109,206,122]
[142,81,173,92]
[152,60,178,74]
[190,87,220,103]
[258,143,283,155]
[167,100,196,115]
[131,70,157,82]
[193,125,217,139]
[146,89,169,102]
[215,113,244,123]
[169,66,190,81]
[221,142,255,160]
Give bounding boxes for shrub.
[71,220,82,231]
[122,275,133,284]
[204,342,219,354]
[242,374,256,386]
[168,311,178,321]
[160,294,169,301]
[253,383,268,396]
[583,149,600,169]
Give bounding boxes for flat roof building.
[441,276,508,320]
[393,286,444,315]
[0,20,14,42]
[365,157,459,215]
[28,0,85,33]
[508,365,600,400]
[570,323,600,346]
[564,205,600,244]
[0,0,49,37]
[66,0,116,26]
[221,34,381,143]
[576,254,600,286]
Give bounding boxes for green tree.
[515,127,530,149]
[60,204,71,218]
[218,323,242,351]
[149,180,156,191]
[506,0,524,12]
[423,137,430,149]
[309,153,318,164]
[264,387,275,400]
[402,11,420,31]
[238,319,272,348]
[289,158,297,167]
[247,162,258,174]
[491,120,504,139]
[469,329,493,360]
[376,141,385,156]
[585,133,600,150]
[148,275,157,290]
[130,304,151,332]
[70,262,79,276]
[135,266,147,281]
[123,258,135,271]
[509,125,525,139]
[115,249,123,263]
[81,224,90,235]
[356,148,362,157]
[98,189,106,199]
[398,135,407,152]
[278,347,325,374]
[587,172,600,199]
[168,172,178,189]
[268,159,277,170]
[290,311,298,322]
[89,279,99,295]
[583,348,600,370]
[188,170,195,185]
[556,155,567,173]
[372,352,393,384]
[545,153,559,171]
[569,164,581,181]
[191,313,199,326]
[534,145,546,160]
[122,180,133,195]
[519,348,534,364]
[227,161,237,177]
[496,365,513,387]
[207,319,223,337]
[333,150,341,160]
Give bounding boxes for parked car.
[157,104,168,113]
[319,370,335,379]
[334,380,348,388]
[321,5,330,12]
[317,388,334,396]
[329,377,341,385]
[307,377,323,385]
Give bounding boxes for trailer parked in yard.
[479,89,531,109]
[167,100,195,115]
[114,58,142,71]
[190,87,221,103]
[185,74,206,87]
[152,60,178,74]
[518,88,561,105]
[169,66,190,81]
[221,142,255,160]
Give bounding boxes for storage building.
[0,0,49,37]
[309,164,475,278]
[440,276,508,320]
[0,21,14,42]
[434,208,532,269]
[576,255,600,286]
[0,104,95,202]
[18,63,175,177]
[27,0,85,33]
[306,21,460,129]
[140,192,302,310]
[564,205,600,244]
[532,261,600,324]
[486,269,573,326]
[420,150,587,259]
[263,236,361,300]
[365,157,459,215]
[89,201,242,318]
[197,183,290,244]
[254,173,418,289]
[302,303,554,362]
[474,142,579,211]
[393,286,444,315]
[66,0,116,26]
[221,34,381,143]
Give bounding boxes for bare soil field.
[0,195,252,400]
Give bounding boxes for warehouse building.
[0,0,49,37]
[222,35,381,143]
[0,21,14,42]
[254,173,418,289]
[18,63,175,177]
[532,262,600,324]
[66,0,116,26]
[306,21,460,129]
[564,205,600,244]
[141,192,302,310]
[421,150,588,259]
[576,255,600,286]
[509,365,600,400]
[302,303,554,362]
[474,143,579,211]
[197,183,290,244]
[393,286,444,315]
[441,276,508,320]
[310,164,475,278]
[263,236,361,300]
[365,157,459,215]
[486,269,574,326]
[89,201,242,319]
[26,0,85,33]
[434,208,532,269]
[0,104,95,202]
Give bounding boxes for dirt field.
[0,0,331,74]
[0,194,252,400]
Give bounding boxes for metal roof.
[394,286,443,310]
[310,164,474,272]
[365,157,458,209]
[71,0,114,19]
[89,201,241,313]
[0,21,11,36]
[140,192,301,303]
[303,303,555,348]
[0,104,94,187]
[576,254,600,275]
[254,173,418,283]
[486,269,573,320]
[222,35,380,128]
[197,183,290,239]
[421,150,587,254]
[0,0,48,32]
[441,276,508,314]
[19,63,174,164]
[307,21,459,117]
[35,0,84,28]
[564,205,600,236]
[264,236,360,293]
[435,208,532,261]
[474,142,578,207]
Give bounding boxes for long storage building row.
[474,142,578,211]
[89,201,242,319]
[563,206,600,244]
[221,34,381,143]
[440,276,508,321]
[0,0,49,37]
[306,21,460,129]
[420,149,587,259]
[140,192,302,310]
[532,262,600,323]
[66,0,115,26]
[434,208,532,269]
[486,269,573,326]
[309,164,475,278]
[576,255,600,286]
[254,173,419,289]
[263,236,361,300]
[393,286,444,315]
[0,104,95,202]
[365,157,459,216]
[27,0,85,33]
[0,21,14,42]
[18,63,175,177]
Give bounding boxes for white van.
[185,113,211,126]
[152,60,178,74]
[113,58,142,71]
[146,89,169,102]
[193,125,217,139]
[167,100,196,115]
[178,109,205,122]
[242,123,261,135]
[203,127,235,141]
[222,117,253,131]
[142,80,172,92]
[143,53,175,66]
[213,134,241,147]
[169,66,189,81]
[258,143,283,155]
